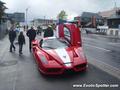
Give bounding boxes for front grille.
[46,68,62,73]
[75,63,86,69]
[64,69,74,74]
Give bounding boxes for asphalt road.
[0,34,120,90]
[82,34,120,69]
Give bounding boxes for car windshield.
[41,38,68,50]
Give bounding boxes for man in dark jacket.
[9,27,16,52]
[37,26,42,35]
[18,31,25,54]
[44,25,53,37]
[26,26,36,52]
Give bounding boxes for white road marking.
[83,37,95,41]
[108,42,120,45]
[84,44,111,52]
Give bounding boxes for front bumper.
[39,61,87,75]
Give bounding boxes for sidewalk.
[0,33,30,64]
[0,32,43,64]
[0,35,10,61]
[0,33,37,90]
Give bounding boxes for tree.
[57,10,67,20]
[0,1,7,23]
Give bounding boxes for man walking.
[44,25,53,37]
[37,26,42,35]
[9,27,16,52]
[26,26,36,52]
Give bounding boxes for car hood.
[44,47,80,67]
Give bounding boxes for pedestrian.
[18,31,25,54]
[9,26,16,52]
[23,25,25,31]
[85,29,89,34]
[44,25,53,37]
[15,27,20,34]
[15,26,20,44]
[37,26,42,35]
[26,26,36,52]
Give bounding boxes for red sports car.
[32,22,87,75]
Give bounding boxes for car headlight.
[79,51,86,60]
[37,52,48,64]
[40,55,48,64]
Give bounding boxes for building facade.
[30,19,57,28]
[75,12,103,28]
[7,12,25,23]
[99,7,120,36]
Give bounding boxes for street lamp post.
[114,0,117,8]
[25,7,30,30]
[44,16,46,26]
[25,8,28,27]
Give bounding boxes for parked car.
[32,22,87,75]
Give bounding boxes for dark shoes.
[9,48,15,52]
[19,52,23,54]
[9,50,12,52]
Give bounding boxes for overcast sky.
[1,0,120,21]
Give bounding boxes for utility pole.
[114,0,118,13]
[44,16,46,26]
[114,0,117,8]
[25,7,30,30]
[25,8,28,26]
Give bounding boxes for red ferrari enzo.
[32,21,87,75]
